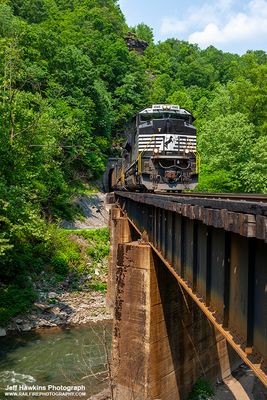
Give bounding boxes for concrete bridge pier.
[106,206,132,311]
[111,240,240,400]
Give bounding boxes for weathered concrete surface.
[112,242,152,400]
[106,206,132,311]
[111,241,241,400]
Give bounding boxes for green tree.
[167,90,193,111]
[198,113,256,192]
[240,135,267,193]
[132,22,154,44]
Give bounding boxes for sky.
[118,0,267,55]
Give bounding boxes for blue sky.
[118,0,267,54]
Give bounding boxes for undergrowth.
[0,285,37,325]
[0,227,109,326]
[187,378,214,400]
[51,228,109,283]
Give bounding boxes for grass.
[51,227,110,289]
[75,182,100,195]
[0,227,110,326]
[89,282,107,292]
[75,228,109,263]
[187,378,214,400]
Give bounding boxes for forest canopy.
[0,0,266,321]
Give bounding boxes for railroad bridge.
[106,192,267,400]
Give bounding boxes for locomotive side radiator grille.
[138,134,196,152]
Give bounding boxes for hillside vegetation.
[0,0,266,322]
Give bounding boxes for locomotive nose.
[164,170,178,181]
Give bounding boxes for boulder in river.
[48,292,58,299]
[0,328,6,336]
[34,302,52,311]
[21,324,32,332]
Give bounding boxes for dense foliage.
[142,39,267,192]
[0,0,148,293]
[0,0,266,323]
[0,227,109,324]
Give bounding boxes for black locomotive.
[105,104,198,192]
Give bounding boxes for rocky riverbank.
[3,288,111,335]
[0,192,112,337]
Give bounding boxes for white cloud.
[160,0,234,36]
[161,4,221,35]
[160,0,267,52]
[189,0,267,48]
[189,23,223,44]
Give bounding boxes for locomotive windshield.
[140,113,163,121]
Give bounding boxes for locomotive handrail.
[118,135,157,180]
[196,151,200,174]
[137,135,157,175]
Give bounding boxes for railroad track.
[157,192,267,203]
[113,191,267,216]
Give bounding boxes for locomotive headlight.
[185,148,190,154]
[153,148,159,154]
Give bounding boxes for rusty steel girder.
[112,191,267,387]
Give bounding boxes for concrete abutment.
[109,215,241,399]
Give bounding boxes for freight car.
[105,104,198,192]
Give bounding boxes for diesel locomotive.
[106,104,198,192]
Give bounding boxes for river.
[0,322,112,400]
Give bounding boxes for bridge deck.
[111,191,267,386]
